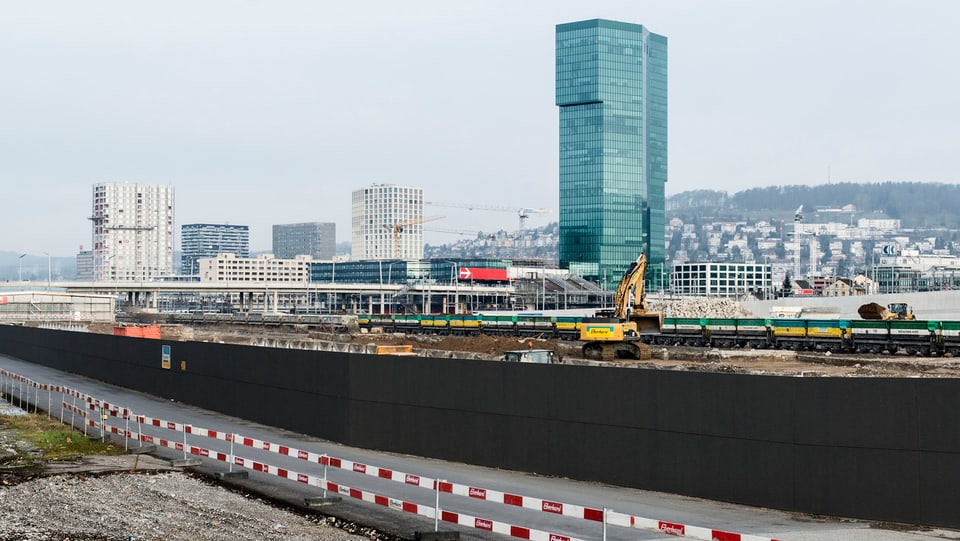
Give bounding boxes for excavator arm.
[612,254,648,319]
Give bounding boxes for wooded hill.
[667,182,960,229]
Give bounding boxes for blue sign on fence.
[162,344,171,370]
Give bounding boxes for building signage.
[459,267,508,281]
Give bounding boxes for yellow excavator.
[580,253,663,361]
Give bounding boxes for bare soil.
[350,332,960,378]
[94,322,960,378]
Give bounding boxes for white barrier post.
[322,454,328,498]
[182,424,189,460]
[136,415,143,448]
[17,379,22,409]
[99,406,106,442]
[33,384,38,413]
[603,508,609,541]
[124,413,130,451]
[434,478,445,532]
[46,386,51,419]
[71,394,77,428]
[228,434,235,473]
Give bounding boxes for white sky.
[2,1,958,255]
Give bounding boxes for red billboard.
[458,267,507,281]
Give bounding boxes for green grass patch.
[1,413,126,460]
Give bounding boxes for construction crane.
[383,216,444,259]
[425,227,497,239]
[424,202,551,234]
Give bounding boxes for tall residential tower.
[351,184,424,260]
[556,19,667,287]
[90,182,175,281]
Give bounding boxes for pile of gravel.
[0,471,371,541]
[648,297,754,319]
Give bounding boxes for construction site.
[65,291,955,380]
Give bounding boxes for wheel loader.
[857,301,916,320]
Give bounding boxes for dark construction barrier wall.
[1,325,958,528]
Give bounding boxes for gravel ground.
[0,470,376,541]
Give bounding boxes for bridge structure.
[6,280,518,315]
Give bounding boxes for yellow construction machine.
[580,253,663,361]
[858,302,916,320]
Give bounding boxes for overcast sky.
[2,1,958,256]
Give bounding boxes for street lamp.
[18,254,25,282]
[42,252,51,289]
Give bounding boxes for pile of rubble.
[648,297,755,319]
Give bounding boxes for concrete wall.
[1,325,957,528]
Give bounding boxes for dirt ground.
[349,331,960,378]
[97,322,960,378]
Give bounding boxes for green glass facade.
[556,19,667,288]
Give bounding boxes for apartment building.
[351,184,424,260]
[90,182,174,281]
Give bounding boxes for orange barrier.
[113,325,161,339]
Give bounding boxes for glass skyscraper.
[556,19,667,288]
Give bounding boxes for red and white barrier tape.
[7,368,782,541]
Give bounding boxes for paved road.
[1,353,958,541]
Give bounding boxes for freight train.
[357,313,960,357]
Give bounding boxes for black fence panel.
[1,325,957,528]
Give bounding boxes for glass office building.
[181,223,250,276]
[556,19,667,288]
[272,222,336,260]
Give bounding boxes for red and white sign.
[459,267,507,281]
[659,521,685,536]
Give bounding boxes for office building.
[75,250,93,281]
[181,223,250,276]
[352,184,424,260]
[272,222,336,260]
[198,253,312,283]
[90,182,175,281]
[671,262,771,298]
[556,19,668,287]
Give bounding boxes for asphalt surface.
[2,353,959,541]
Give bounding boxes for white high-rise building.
[351,184,424,260]
[91,182,175,281]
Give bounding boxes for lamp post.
[42,252,51,290]
[439,261,458,314]
[18,254,25,282]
